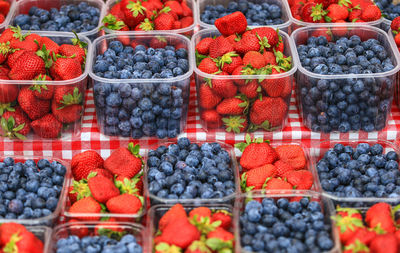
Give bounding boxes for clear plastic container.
[234,190,341,253]
[147,203,234,252]
[192,28,297,133]
[10,0,106,41]
[388,29,400,110]
[103,0,197,37]
[196,0,291,33]
[0,155,70,226]
[89,32,192,139]
[46,221,147,252]
[0,0,16,32]
[292,25,400,133]
[29,226,52,251]
[310,139,400,208]
[0,31,91,140]
[143,141,240,205]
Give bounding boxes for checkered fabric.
[0,79,399,160]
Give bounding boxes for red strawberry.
[110,2,126,19]
[275,145,307,170]
[104,143,143,178]
[10,38,39,52]
[8,51,45,80]
[106,194,143,214]
[206,227,234,241]
[0,82,18,104]
[241,164,277,191]
[159,203,187,231]
[234,33,260,54]
[29,74,54,100]
[332,212,364,244]
[185,240,211,253]
[135,18,155,31]
[69,197,102,221]
[216,97,248,115]
[301,3,327,22]
[211,210,232,229]
[115,173,143,195]
[215,11,247,36]
[0,42,12,64]
[71,150,104,181]
[180,16,193,28]
[209,72,237,98]
[395,33,400,47]
[365,203,396,233]
[181,0,193,16]
[249,97,288,128]
[349,8,362,21]
[285,170,313,190]
[0,1,10,16]
[53,58,82,80]
[235,136,278,170]
[198,57,219,74]
[231,65,256,86]
[196,37,214,55]
[198,84,221,109]
[7,49,25,69]
[391,16,400,31]
[223,115,248,133]
[326,4,349,22]
[1,110,31,139]
[17,87,50,120]
[336,207,363,220]
[58,38,87,65]
[220,54,243,74]
[102,13,129,31]
[209,36,234,58]
[260,68,292,98]
[243,51,266,69]
[52,100,82,124]
[274,160,295,177]
[123,0,147,28]
[369,234,398,253]
[69,219,89,237]
[1,227,43,253]
[87,172,120,204]
[263,51,277,65]
[69,179,91,203]
[189,207,211,222]
[39,37,59,56]
[0,222,27,245]
[264,177,293,190]
[239,80,261,99]
[31,113,62,138]
[201,109,222,128]
[361,4,381,21]
[154,12,175,30]
[161,218,201,248]
[344,227,377,247]
[165,1,183,16]
[250,27,280,48]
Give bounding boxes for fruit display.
[193,12,296,133]
[0,0,11,27]
[293,26,398,133]
[63,144,145,221]
[0,223,48,253]
[0,157,67,225]
[91,33,191,138]
[149,203,234,252]
[102,0,195,35]
[237,192,337,252]
[314,141,400,206]
[236,134,313,192]
[198,0,290,29]
[332,203,400,252]
[375,0,400,30]
[146,138,238,203]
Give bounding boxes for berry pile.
[56,234,142,253]
[103,0,193,32]
[0,0,10,24]
[391,17,400,51]
[236,135,312,192]
[289,0,381,23]
[316,143,400,199]
[13,3,100,32]
[333,203,400,252]
[375,0,400,21]
[0,223,44,252]
[0,157,66,220]
[152,204,234,252]
[196,12,292,133]
[67,144,144,220]
[201,0,284,26]
[147,138,236,200]
[240,197,334,252]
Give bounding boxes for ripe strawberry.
[345,227,377,247]
[123,0,146,28]
[326,4,349,22]
[274,160,295,177]
[17,87,50,120]
[10,38,39,52]
[234,33,260,54]
[210,72,237,98]
[222,115,248,133]
[154,12,175,30]
[260,68,291,98]
[94,217,125,239]
[215,11,247,36]
[263,51,277,65]
[52,99,82,124]
[69,179,91,203]
[361,4,381,21]
[102,13,129,32]
[198,57,219,74]
[1,110,31,139]
[87,172,120,204]
[211,210,232,229]
[264,177,293,190]
[196,37,214,55]
[135,18,155,31]
[396,33,400,47]
[220,53,243,74]
[391,16,400,32]
[0,64,9,76]
[69,219,89,237]
[31,113,62,138]
[8,51,45,80]
[165,1,183,16]
[201,109,222,128]
[207,227,234,242]
[0,42,12,64]
[106,193,143,214]
[69,197,102,221]
[336,207,363,219]
[365,203,396,233]
[235,136,278,170]
[0,222,27,245]
[180,16,193,28]
[189,207,211,222]
[155,242,182,253]
[231,65,256,86]
[159,203,187,231]
[110,2,126,19]
[209,36,234,58]
[161,218,201,248]
[1,227,43,253]
[185,240,211,253]
[243,51,266,69]
[249,97,288,128]
[349,8,362,21]
[58,38,87,65]
[71,150,104,180]
[239,80,261,99]
[332,213,364,245]
[29,74,54,100]
[39,37,59,56]
[241,164,277,191]
[0,0,10,16]
[181,0,193,16]
[369,234,398,253]
[301,3,327,22]
[0,83,18,104]
[216,97,248,115]
[115,174,143,195]
[104,143,143,178]
[6,49,25,69]
[250,27,280,48]
[198,84,221,109]
[285,170,313,190]
[53,58,82,80]
[275,145,307,170]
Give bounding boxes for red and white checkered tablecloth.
[0,80,399,160]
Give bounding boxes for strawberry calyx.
[58,87,82,109]
[114,172,142,194]
[0,42,13,56]
[155,242,182,253]
[256,34,270,53]
[344,239,369,252]
[3,232,22,253]
[127,0,147,17]
[338,0,352,7]
[0,103,15,116]
[127,142,143,161]
[35,42,54,69]
[240,172,254,192]
[190,215,221,235]
[205,237,233,252]
[234,133,270,152]
[30,74,50,93]
[218,52,238,68]
[274,50,292,71]
[222,116,247,134]
[97,226,127,241]
[139,18,154,31]
[158,6,171,15]
[10,26,28,41]
[187,240,212,253]
[310,4,328,22]
[336,207,361,217]
[0,115,26,140]
[331,215,364,233]
[70,178,92,200]
[101,14,127,30]
[71,31,88,49]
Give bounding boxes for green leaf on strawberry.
[1,116,26,140]
[311,4,328,22]
[36,43,54,69]
[0,103,15,116]
[234,133,269,152]
[218,52,238,68]
[155,242,182,252]
[97,227,127,241]
[205,238,232,251]
[195,50,208,66]
[101,14,127,30]
[222,116,246,134]
[58,87,82,109]
[190,215,221,235]
[127,1,147,17]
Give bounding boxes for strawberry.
[215,11,247,36]
[189,207,211,222]
[104,143,143,178]
[154,12,175,30]
[241,164,277,191]
[232,65,256,86]
[216,97,248,115]
[243,51,266,69]
[0,83,18,104]
[110,2,126,19]
[51,87,83,123]
[161,218,201,248]
[206,227,234,241]
[1,110,31,140]
[196,37,214,55]
[185,241,211,253]
[94,217,126,239]
[123,0,147,28]
[17,87,50,120]
[238,80,261,99]
[71,150,104,180]
[198,58,219,74]
[159,203,187,231]
[0,27,18,44]
[260,68,291,98]
[69,179,91,203]
[225,34,240,45]
[180,16,193,28]
[274,160,295,177]
[155,242,182,253]
[361,4,381,21]
[28,74,54,100]
[336,207,363,220]
[106,193,143,214]
[1,227,43,253]
[332,212,364,245]
[164,1,183,16]
[391,16,400,32]
[69,197,102,221]
[349,8,362,21]
[264,177,293,190]
[365,203,396,233]
[211,210,232,230]
[250,27,280,48]
[0,0,9,16]
[208,36,234,58]
[235,135,278,170]
[369,234,397,253]
[181,0,193,16]
[53,58,82,80]
[201,109,222,128]
[343,240,370,253]
[7,49,25,69]
[396,33,400,47]
[87,172,120,204]
[263,51,277,65]
[301,3,327,22]
[102,13,129,30]
[220,54,243,74]
[0,64,9,76]
[209,73,237,98]
[198,84,221,109]
[222,115,248,133]
[234,33,260,54]
[135,18,155,31]
[10,38,39,52]
[69,219,89,237]
[275,145,307,170]
[115,174,143,195]
[58,39,87,65]
[249,96,288,128]
[285,170,313,190]
[8,51,45,80]
[39,37,59,56]
[0,222,27,245]
[326,4,349,22]
[31,113,62,138]
[0,42,12,64]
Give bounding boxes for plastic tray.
[147,203,234,252]
[0,31,91,141]
[89,32,193,139]
[0,0,16,32]
[143,140,240,205]
[47,221,146,252]
[10,0,106,41]
[388,29,400,110]
[292,25,400,133]
[234,190,341,253]
[310,139,400,207]
[196,0,291,32]
[28,226,52,251]
[0,155,70,226]
[103,0,198,37]
[191,28,297,133]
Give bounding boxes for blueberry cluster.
[240,198,334,252]
[375,0,400,20]
[201,0,284,26]
[94,42,189,79]
[0,157,66,220]
[317,143,400,200]
[13,3,100,32]
[56,234,142,253]
[147,138,236,200]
